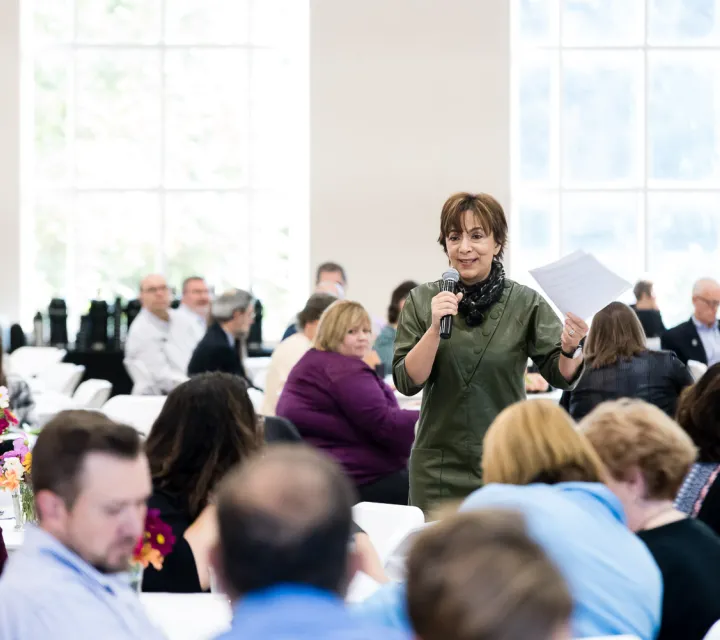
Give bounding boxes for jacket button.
[490,311,500,319]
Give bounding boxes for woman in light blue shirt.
[373,281,418,374]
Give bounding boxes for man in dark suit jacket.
[188,289,255,382]
[630,280,666,339]
[661,278,720,366]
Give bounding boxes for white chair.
[72,379,113,409]
[101,395,166,436]
[36,363,85,396]
[704,620,720,640]
[688,359,708,382]
[7,347,66,378]
[352,502,425,565]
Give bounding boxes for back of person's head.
[33,410,149,572]
[313,300,371,353]
[315,262,347,286]
[296,293,337,330]
[407,510,572,640]
[581,399,697,502]
[211,289,253,323]
[214,445,356,598]
[145,372,263,519]
[633,280,654,301]
[388,280,418,324]
[584,302,646,369]
[482,399,605,486]
[676,363,720,463]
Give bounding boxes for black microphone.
[439,268,460,339]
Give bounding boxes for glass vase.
[128,562,144,594]
[11,488,23,532]
[20,482,36,526]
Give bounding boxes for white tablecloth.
[141,593,231,640]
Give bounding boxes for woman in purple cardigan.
[277,300,419,505]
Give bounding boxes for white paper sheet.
[529,251,631,320]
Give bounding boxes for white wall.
[0,0,22,327]
[310,0,510,320]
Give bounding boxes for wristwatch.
[561,345,580,359]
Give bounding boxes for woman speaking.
[394,192,588,511]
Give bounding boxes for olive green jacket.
[393,279,583,512]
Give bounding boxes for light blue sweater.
[353,482,663,640]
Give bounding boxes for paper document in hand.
[529,251,631,320]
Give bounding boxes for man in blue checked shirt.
[210,445,409,640]
[0,411,165,640]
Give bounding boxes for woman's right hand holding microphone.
[430,291,463,335]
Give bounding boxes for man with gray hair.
[662,278,720,366]
[187,289,255,383]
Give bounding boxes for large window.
[26,0,309,339]
[511,0,720,325]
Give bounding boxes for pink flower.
[0,438,29,464]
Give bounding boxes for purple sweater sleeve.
[331,366,418,456]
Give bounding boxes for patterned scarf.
[456,259,506,328]
[675,462,720,516]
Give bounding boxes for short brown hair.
[388,280,418,324]
[633,280,654,301]
[438,192,508,261]
[313,300,371,353]
[296,293,337,330]
[581,399,697,501]
[482,399,606,486]
[584,302,647,369]
[315,262,346,285]
[676,363,720,463]
[407,510,572,640]
[33,410,143,509]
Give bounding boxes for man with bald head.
[124,274,188,395]
[662,278,720,366]
[211,445,408,640]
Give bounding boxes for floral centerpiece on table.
[0,387,19,437]
[0,434,34,530]
[128,508,176,593]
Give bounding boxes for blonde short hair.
[580,399,697,501]
[482,400,606,486]
[313,300,371,353]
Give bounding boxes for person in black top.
[187,289,255,383]
[561,302,692,421]
[630,280,666,339]
[582,399,720,640]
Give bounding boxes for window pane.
[75,51,162,188]
[165,0,250,45]
[513,0,559,45]
[30,193,71,316]
[510,191,559,285]
[34,53,71,186]
[72,193,161,308]
[561,192,642,281]
[648,192,720,326]
[253,0,309,47]
[649,0,720,45]
[648,52,720,185]
[562,52,643,187]
[76,0,162,43]
[164,50,250,188]
[164,193,250,295]
[514,52,556,184]
[34,0,73,43]
[562,0,644,46]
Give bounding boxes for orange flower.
[0,470,20,492]
[134,542,165,571]
[22,453,31,475]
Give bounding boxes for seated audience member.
[168,276,211,373]
[631,280,666,339]
[407,510,572,640]
[354,400,662,640]
[374,281,418,375]
[125,274,188,395]
[0,333,36,427]
[211,445,408,640]
[142,372,265,593]
[187,289,254,383]
[662,278,720,366]
[561,302,692,421]
[283,262,348,340]
[277,300,418,505]
[675,364,720,535]
[262,293,337,416]
[0,411,163,639]
[582,399,720,640]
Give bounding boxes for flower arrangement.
[0,436,34,528]
[0,386,19,437]
[134,508,176,570]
